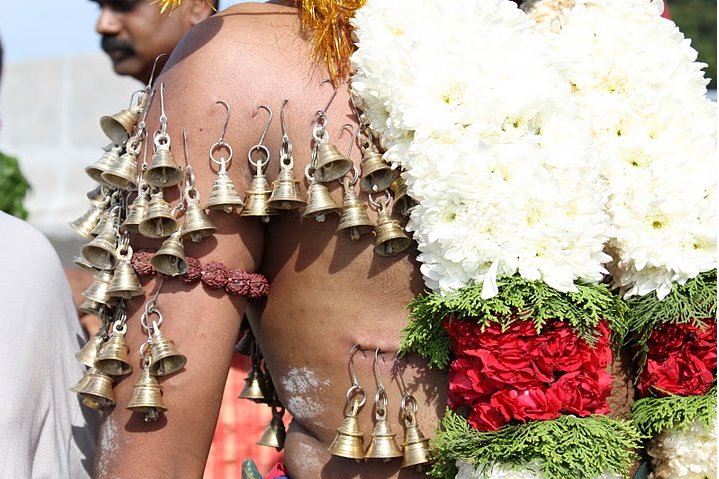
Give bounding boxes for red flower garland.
[445,318,613,431]
[636,320,717,398]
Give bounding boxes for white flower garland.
[523,0,717,299]
[646,420,717,479]
[350,0,611,298]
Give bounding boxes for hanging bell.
[240,173,276,222]
[85,147,121,185]
[69,203,107,239]
[336,184,374,241]
[94,331,133,376]
[86,184,111,205]
[313,143,354,183]
[73,254,96,271]
[400,411,432,469]
[364,413,403,461]
[77,368,116,410]
[204,169,245,213]
[147,329,187,377]
[359,149,398,193]
[90,211,114,236]
[100,107,139,145]
[106,248,144,299]
[69,368,94,394]
[390,177,414,217]
[238,362,267,402]
[328,400,365,461]
[303,180,340,222]
[78,297,104,317]
[180,201,216,243]
[121,187,150,233]
[126,366,167,422]
[151,231,188,276]
[145,145,184,188]
[79,220,118,270]
[267,168,306,211]
[374,209,412,257]
[75,332,107,368]
[256,408,286,451]
[81,269,115,306]
[101,147,139,190]
[138,189,179,239]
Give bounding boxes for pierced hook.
[137,88,156,131]
[215,100,231,143]
[349,344,362,387]
[147,53,169,89]
[280,99,289,139]
[158,83,167,125]
[339,123,358,157]
[373,347,385,390]
[253,105,273,146]
[320,79,338,113]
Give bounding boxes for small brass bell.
[81,269,115,306]
[106,248,144,299]
[94,331,133,376]
[359,149,397,193]
[101,147,139,190]
[90,211,113,236]
[69,368,93,394]
[364,413,403,461]
[147,328,187,377]
[85,147,121,184]
[337,181,374,241]
[240,173,276,223]
[151,231,188,276]
[239,362,267,402]
[374,209,412,257]
[313,143,354,183]
[256,408,286,451]
[400,411,432,469]
[80,221,118,270]
[180,201,216,243]
[78,297,103,317]
[328,400,365,461]
[69,203,107,239]
[145,137,183,188]
[205,169,245,213]
[73,254,96,271]
[86,184,110,204]
[138,189,179,239]
[303,180,340,222]
[77,368,116,410]
[390,177,414,217]
[268,167,306,211]
[121,187,150,233]
[75,332,107,368]
[100,107,139,145]
[127,366,167,422]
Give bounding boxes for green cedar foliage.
[632,387,717,437]
[0,150,30,219]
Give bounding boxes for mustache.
[101,36,135,55]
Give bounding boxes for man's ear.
[184,0,215,26]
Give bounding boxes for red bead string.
[131,250,270,300]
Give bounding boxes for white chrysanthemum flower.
[455,460,623,479]
[525,0,717,298]
[351,0,611,296]
[647,420,717,479]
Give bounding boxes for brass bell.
[75,332,107,368]
[151,231,188,276]
[390,177,414,217]
[239,362,267,402]
[337,182,374,241]
[268,167,306,211]
[374,209,412,257]
[303,180,340,222]
[400,411,432,469]
[145,144,184,188]
[86,184,111,205]
[73,254,96,271]
[180,201,216,243]
[101,147,139,190]
[85,147,121,185]
[138,189,179,239]
[81,269,115,306]
[106,248,144,299]
[147,328,187,377]
[313,143,354,183]
[240,173,276,223]
[364,413,403,461]
[94,331,133,376]
[256,408,286,451]
[90,211,113,236]
[328,400,365,461]
[78,297,103,317]
[69,368,93,394]
[127,366,167,422]
[121,186,150,233]
[69,203,107,239]
[359,149,397,193]
[77,368,116,410]
[100,107,139,145]
[205,169,245,213]
[79,220,118,270]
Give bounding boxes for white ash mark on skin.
[295,440,322,473]
[95,415,118,479]
[281,367,330,424]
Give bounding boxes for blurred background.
[0,0,716,264]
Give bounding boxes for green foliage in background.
[671,0,717,89]
[0,150,30,219]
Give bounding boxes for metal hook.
[137,88,156,132]
[339,123,358,157]
[373,348,385,390]
[349,344,362,387]
[158,83,167,125]
[320,79,338,113]
[280,99,289,139]
[215,100,231,143]
[253,105,273,146]
[147,53,169,89]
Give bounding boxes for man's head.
[92,0,216,83]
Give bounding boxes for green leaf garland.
[631,387,717,437]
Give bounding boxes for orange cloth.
[204,354,284,478]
